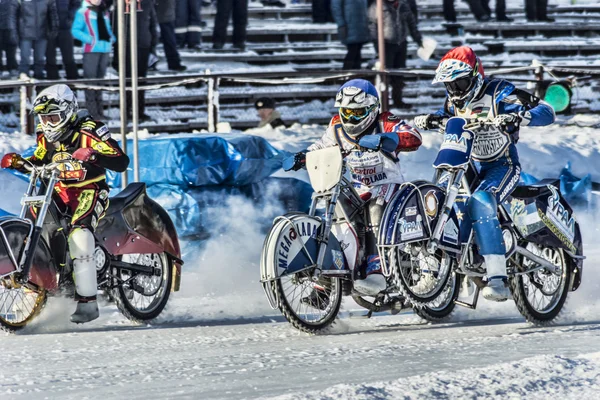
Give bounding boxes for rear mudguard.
[503,180,584,291]
[378,180,462,252]
[0,217,58,290]
[260,213,351,309]
[96,184,183,292]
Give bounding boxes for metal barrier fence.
[1,63,599,136]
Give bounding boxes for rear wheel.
[112,252,172,322]
[414,272,460,322]
[274,271,342,334]
[391,242,454,308]
[0,280,47,333]
[510,245,570,325]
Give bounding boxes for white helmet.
[32,84,78,143]
[335,79,380,137]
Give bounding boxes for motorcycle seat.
[511,178,559,198]
[107,183,146,215]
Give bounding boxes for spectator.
[46,0,80,80]
[157,0,187,70]
[71,0,115,119]
[331,0,369,70]
[368,0,422,108]
[255,97,286,129]
[17,0,59,79]
[525,0,553,22]
[175,0,202,50]
[0,0,19,77]
[482,0,511,21]
[113,0,158,121]
[212,0,248,50]
[312,0,334,23]
[443,0,490,23]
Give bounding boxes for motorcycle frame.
[2,164,179,292]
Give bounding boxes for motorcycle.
[377,117,584,324]
[0,160,184,332]
[260,143,444,333]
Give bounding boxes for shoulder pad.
[330,115,342,126]
[487,79,515,103]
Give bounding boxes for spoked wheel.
[510,244,570,325]
[391,242,454,307]
[274,270,342,334]
[0,279,47,333]
[414,272,460,322]
[112,253,173,322]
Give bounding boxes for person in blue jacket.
[330,0,370,70]
[414,46,555,302]
[71,0,115,119]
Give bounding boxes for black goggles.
[444,77,474,96]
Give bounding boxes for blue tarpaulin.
[106,134,289,188]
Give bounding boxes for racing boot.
[71,296,99,324]
[300,284,330,310]
[481,254,511,302]
[354,255,387,297]
[69,228,99,323]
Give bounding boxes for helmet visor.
[444,76,474,97]
[340,106,370,121]
[39,113,62,125]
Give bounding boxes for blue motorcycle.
[378,117,585,324]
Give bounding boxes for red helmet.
[433,46,485,109]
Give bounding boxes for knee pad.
[68,227,95,261]
[467,190,498,222]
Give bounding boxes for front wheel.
[414,272,460,322]
[0,281,47,333]
[390,242,454,308]
[274,272,343,334]
[112,252,173,322]
[510,245,571,325]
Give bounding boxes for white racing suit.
[308,111,422,278]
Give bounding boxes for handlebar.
[429,116,495,132]
[22,159,81,177]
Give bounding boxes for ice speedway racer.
[377,116,585,324]
[260,140,453,333]
[0,159,184,332]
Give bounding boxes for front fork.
[427,169,465,254]
[313,185,341,278]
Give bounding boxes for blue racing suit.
[435,79,555,255]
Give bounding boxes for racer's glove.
[358,133,399,152]
[72,148,98,162]
[493,113,522,130]
[1,153,23,169]
[414,114,446,130]
[283,151,306,171]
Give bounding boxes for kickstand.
[454,286,480,310]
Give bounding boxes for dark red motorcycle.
[0,161,183,332]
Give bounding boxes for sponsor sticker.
[399,215,424,241]
[442,218,459,245]
[405,206,417,217]
[424,190,438,217]
[332,250,344,270]
[545,185,576,243]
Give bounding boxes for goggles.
[444,76,474,96]
[340,106,372,121]
[39,113,62,125]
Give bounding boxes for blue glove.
[359,134,399,152]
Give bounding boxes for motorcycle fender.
[0,217,58,290]
[379,181,461,251]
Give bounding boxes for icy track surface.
[2,315,600,399]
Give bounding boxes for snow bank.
[270,352,600,400]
